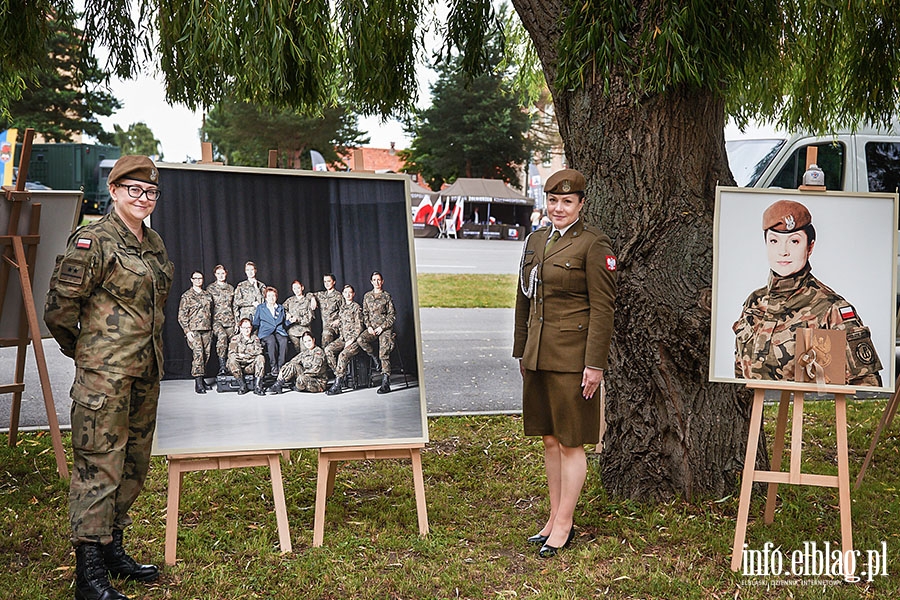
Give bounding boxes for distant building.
[340,143,405,172]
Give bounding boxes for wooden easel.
[164,450,291,565]
[855,372,900,489]
[731,382,855,578]
[313,443,428,546]
[0,128,69,478]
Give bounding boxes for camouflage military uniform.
[277,345,327,392]
[207,281,235,363]
[178,287,213,376]
[233,279,266,324]
[44,210,173,544]
[284,292,315,351]
[225,332,266,380]
[315,288,343,346]
[325,300,364,377]
[358,290,396,373]
[733,264,882,386]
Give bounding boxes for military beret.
[108,155,160,186]
[762,199,811,233]
[545,168,585,195]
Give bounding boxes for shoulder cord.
[519,231,539,299]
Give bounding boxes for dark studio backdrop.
[152,164,418,381]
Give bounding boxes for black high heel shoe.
[538,527,575,558]
[526,532,549,545]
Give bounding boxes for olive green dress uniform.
[225,332,266,380]
[277,345,328,392]
[178,287,213,376]
[207,280,235,363]
[513,220,617,447]
[233,279,266,324]
[315,288,343,346]
[325,300,364,377]
[284,292,315,350]
[44,209,173,544]
[733,263,882,386]
[358,290,396,372]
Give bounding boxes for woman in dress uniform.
[513,168,618,558]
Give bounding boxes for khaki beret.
[762,199,811,233]
[108,155,160,186]
[545,169,585,195]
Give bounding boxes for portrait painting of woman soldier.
[732,199,883,386]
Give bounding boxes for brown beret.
[545,168,585,195]
[762,199,811,233]
[108,155,160,186]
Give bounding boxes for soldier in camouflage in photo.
[733,199,882,386]
[226,318,267,395]
[315,273,342,347]
[44,155,172,600]
[207,264,235,373]
[267,331,328,393]
[325,284,365,395]
[178,271,213,394]
[358,270,396,394]
[232,261,266,324]
[283,280,315,351]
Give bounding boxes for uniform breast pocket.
[553,256,585,291]
[102,254,147,301]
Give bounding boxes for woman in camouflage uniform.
[358,271,396,394]
[733,199,882,386]
[45,155,173,600]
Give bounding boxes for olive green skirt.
[522,369,600,447]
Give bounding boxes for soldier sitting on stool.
[268,331,328,393]
[325,284,364,395]
[225,318,266,395]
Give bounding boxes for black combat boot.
[217,360,227,376]
[237,376,249,395]
[253,378,266,396]
[268,379,285,394]
[101,529,159,583]
[377,373,391,394]
[74,542,128,600]
[326,376,344,396]
[194,376,206,394]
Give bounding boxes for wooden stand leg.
[165,462,183,566]
[267,453,291,554]
[313,451,331,548]
[855,377,900,489]
[731,389,766,571]
[410,448,429,535]
[764,390,792,523]
[7,342,27,446]
[834,394,855,579]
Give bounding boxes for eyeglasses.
[191,276,203,280]
[115,183,161,201]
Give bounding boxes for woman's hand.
[186,331,194,343]
[518,359,525,378]
[581,367,603,399]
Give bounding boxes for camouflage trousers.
[212,322,235,361]
[358,328,393,373]
[277,361,327,392]
[187,330,212,376]
[321,324,340,348]
[69,368,159,545]
[325,337,360,377]
[286,323,311,352]
[226,354,266,380]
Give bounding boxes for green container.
[15,143,121,215]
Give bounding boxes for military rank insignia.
[58,259,86,285]
[605,255,617,271]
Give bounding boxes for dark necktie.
[545,230,561,252]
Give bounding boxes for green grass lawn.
[3,400,900,598]
[416,273,516,308]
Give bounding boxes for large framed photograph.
[709,186,898,393]
[149,163,427,454]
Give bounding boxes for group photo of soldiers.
[177,261,398,397]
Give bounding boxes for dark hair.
[191,270,203,278]
[239,318,252,327]
[214,264,226,273]
[292,279,302,287]
[245,261,256,269]
[265,286,278,298]
[343,284,355,294]
[371,271,382,279]
[324,273,336,281]
[301,331,314,341]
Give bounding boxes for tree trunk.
[513,0,762,500]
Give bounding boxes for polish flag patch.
[75,238,92,250]
[605,255,617,271]
[839,305,856,321]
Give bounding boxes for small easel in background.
[198,142,223,166]
[0,128,69,478]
